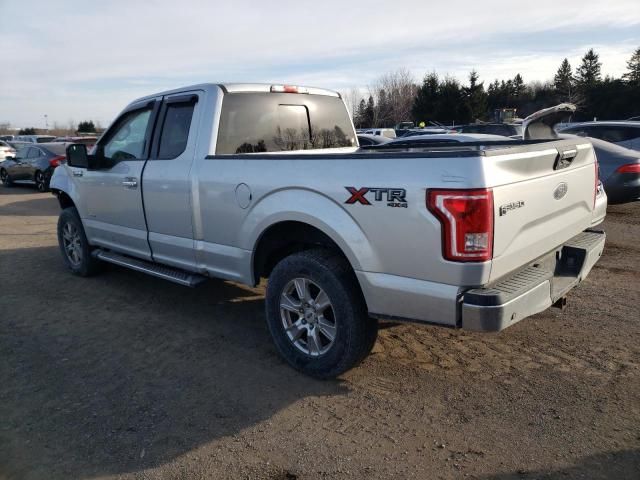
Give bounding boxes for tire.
[57,207,102,276]
[0,168,13,187]
[265,248,378,378]
[35,170,48,192]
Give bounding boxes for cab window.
[157,102,195,159]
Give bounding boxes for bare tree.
[368,69,416,127]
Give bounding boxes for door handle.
[122,177,138,188]
[72,170,83,177]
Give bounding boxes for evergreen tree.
[623,46,640,83]
[512,74,525,98]
[437,77,465,124]
[554,58,574,99]
[77,120,96,133]
[355,98,367,128]
[575,49,602,88]
[412,73,439,123]
[463,70,488,121]
[364,96,375,127]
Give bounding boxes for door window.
[102,107,152,162]
[157,102,195,159]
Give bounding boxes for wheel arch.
[49,167,80,211]
[245,189,380,299]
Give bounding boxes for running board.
[93,250,207,287]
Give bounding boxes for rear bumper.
[603,172,640,204]
[461,229,606,332]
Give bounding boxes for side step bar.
[93,250,207,287]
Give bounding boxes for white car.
[0,141,16,161]
[359,128,396,138]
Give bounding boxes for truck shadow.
[479,449,640,480]
[0,245,347,479]
[0,189,60,216]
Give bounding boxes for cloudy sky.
[1,0,638,128]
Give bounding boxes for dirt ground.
[0,186,638,480]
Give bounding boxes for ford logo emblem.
[554,182,568,200]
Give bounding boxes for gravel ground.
[1,186,638,480]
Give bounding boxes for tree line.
[350,47,640,128]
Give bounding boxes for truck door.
[71,99,160,260]
[142,91,201,270]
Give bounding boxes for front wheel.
[265,249,378,378]
[57,207,102,276]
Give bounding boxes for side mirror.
[66,144,88,168]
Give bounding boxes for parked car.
[358,128,396,139]
[0,143,67,191]
[50,85,605,378]
[0,140,17,161]
[14,135,57,144]
[53,136,98,149]
[398,127,451,137]
[559,134,640,204]
[559,121,640,151]
[457,123,523,137]
[357,134,392,146]
[0,135,16,141]
[387,133,511,145]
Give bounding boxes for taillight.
[594,160,599,208]
[270,84,309,94]
[427,188,494,262]
[615,163,640,174]
[49,155,65,167]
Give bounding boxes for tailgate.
[488,140,597,282]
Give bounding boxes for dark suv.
[560,122,640,151]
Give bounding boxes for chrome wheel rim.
[62,222,83,266]
[0,170,7,183]
[280,277,337,357]
[36,172,45,191]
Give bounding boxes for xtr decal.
[345,187,408,208]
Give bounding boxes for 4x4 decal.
[344,187,408,208]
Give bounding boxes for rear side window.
[157,102,195,159]
[27,147,42,158]
[588,126,640,143]
[216,93,355,154]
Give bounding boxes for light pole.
[44,114,48,131]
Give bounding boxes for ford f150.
[50,84,607,378]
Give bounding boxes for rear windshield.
[36,136,56,143]
[41,144,67,155]
[216,92,356,154]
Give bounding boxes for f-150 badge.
[499,200,525,216]
[345,187,408,208]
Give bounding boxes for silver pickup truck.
[51,83,607,378]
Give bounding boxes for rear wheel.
[35,170,48,192]
[265,249,378,378]
[0,168,13,187]
[57,207,102,276]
